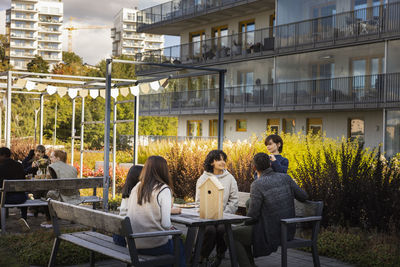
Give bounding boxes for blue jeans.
[138,238,186,267]
[112,234,126,247]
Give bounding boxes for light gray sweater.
[195,170,239,214]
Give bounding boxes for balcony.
[137,0,274,35]
[39,18,63,24]
[139,73,400,116]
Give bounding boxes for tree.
[62,51,83,65]
[27,55,49,73]
[0,34,11,71]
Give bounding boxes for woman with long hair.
[126,156,185,267]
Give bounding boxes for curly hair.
[203,150,227,173]
[265,134,284,153]
[253,152,270,172]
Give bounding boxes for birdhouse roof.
[198,175,224,191]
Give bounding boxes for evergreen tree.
[27,55,49,73]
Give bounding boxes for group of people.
[115,134,308,267]
[0,145,80,231]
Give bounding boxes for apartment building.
[135,0,400,157]
[111,7,164,57]
[5,0,63,70]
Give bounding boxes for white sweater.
[126,182,172,249]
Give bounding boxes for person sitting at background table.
[0,147,30,232]
[22,145,49,176]
[40,150,81,228]
[126,156,186,267]
[195,150,239,267]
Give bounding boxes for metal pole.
[103,59,112,211]
[133,95,139,165]
[217,71,225,150]
[0,106,2,146]
[34,109,39,144]
[80,97,85,177]
[53,100,57,146]
[39,94,44,145]
[71,98,76,165]
[112,99,117,199]
[6,71,12,148]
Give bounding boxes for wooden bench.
[47,199,183,267]
[1,177,103,234]
[238,192,323,267]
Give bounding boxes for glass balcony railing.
[139,73,400,114]
[136,2,400,71]
[137,0,254,27]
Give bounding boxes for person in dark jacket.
[22,145,48,176]
[232,153,308,267]
[0,147,30,231]
[264,134,289,173]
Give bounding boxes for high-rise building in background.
[5,0,63,70]
[111,7,164,58]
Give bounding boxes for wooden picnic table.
[171,207,251,267]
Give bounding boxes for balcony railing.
[136,2,400,72]
[139,73,400,115]
[137,0,256,27]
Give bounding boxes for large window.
[187,120,202,137]
[283,119,295,134]
[190,30,205,58]
[239,20,255,50]
[267,118,280,133]
[351,56,384,99]
[307,118,323,135]
[212,25,228,50]
[348,118,365,143]
[209,119,226,137]
[385,110,400,157]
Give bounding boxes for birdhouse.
[199,176,224,219]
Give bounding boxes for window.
[190,30,205,57]
[312,3,336,37]
[348,118,365,143]
[212,25,228,49]
[209,119,226,137]
[351,56,384,98]
[267,118,280,133]
[353,0,382,20]
[239,19,255,49]
[236,120,247,132]
[307,118,323,135]
[187,120,202,137]
[283,119,295,134]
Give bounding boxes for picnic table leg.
[48,237,61,267]
[1,207,6,235]
[192,225,205,267]
[184,226,197,264]
[90,251,95,267]
[224,223,238,267]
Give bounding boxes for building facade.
[111,8,164,57]
[135,0,400,156]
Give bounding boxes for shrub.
[10,138,36,161]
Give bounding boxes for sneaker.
[40,222,53,229]
[18,218,30,232]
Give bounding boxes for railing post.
[217,71,225,150]
[103,58,112,212]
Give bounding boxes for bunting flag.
[139,83,150,94]
[150,81,160,91]
[120,87,130,97]
[25,81,36,91]
[160,78,169,89]
[111,88,119,99]
[68,88,79,99]
[130,85,139,96]
[15,79,27,88]
[99,89,106,99]
[80,89,89,98]
[46,85,57,95]
[57,87,68,97]
[36,83,47,91]
[89,89,99,99]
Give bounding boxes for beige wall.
[178,110,383,149]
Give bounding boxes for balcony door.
[311,62,335,104]
[238,71,254,106]
[239,20,255,51]
[189,30,205,60]
[312,3,336,40]
[351,56,384,100]
[212,25,228,51]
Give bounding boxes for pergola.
[0,60,226,210]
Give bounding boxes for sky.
[0,0,180,64]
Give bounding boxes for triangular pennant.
[89,89,99,99]
[57,87,67,97]
[150,81,160,91]
[120,87,130,97]
[15,79,27,88]
[111,88,119,99]
[160,78,168,89]
[25,80,36,91]
[36,83,47,91]
[139,83,150,94]
[68,88,79,99]
[99,89,106,99]
[80,89,89,98]
[130,85,139,96]
[47,85,57,95]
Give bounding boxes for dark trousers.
[138,238,186,267]
[201,224,227,259]
[5,193,28,220]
